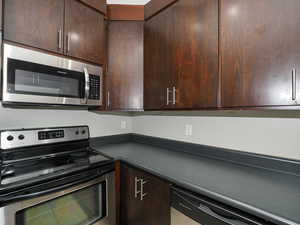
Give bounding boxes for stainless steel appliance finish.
[0,125,115,225]
[0,126,89,150]
[171,187,265,225]
[2,43,103,106]
[0,172,116,225]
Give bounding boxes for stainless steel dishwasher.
[171,186,271,225]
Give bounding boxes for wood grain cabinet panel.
[220,0,300,107]
[65,0,105,65]
[144,6,174,110]
[144,0,219,110]
[120,164,170,225]
[144,0,178,20]
[4,0,65,53]
[107,21,144,111]
[172,0,219,109]
[79,0,106,14]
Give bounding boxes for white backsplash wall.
[132,116,300,160]
[0,105,132,137]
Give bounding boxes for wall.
[132,115,300,160]
[0,105,132,137]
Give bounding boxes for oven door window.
[7,58,85,98]
[16,182,106,225]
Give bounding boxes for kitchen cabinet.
[144,0,178,20]
[220,0,300,108]
[144,5,173,109]
[65,0,106,65]
[4,0,106,65]
[107,21,144,111]
[171,0,219,109]
[120,163,170,225]
[144,0,219,110]
[4,0,65,54]
[79,0,107,14]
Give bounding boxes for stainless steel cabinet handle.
[167,88,170,105]
[292,68,297,100]
[173,86,177,105]
[66,33,70,53]
[107,91,110,108]
[134,177,141,198]
[58,29,62,50]
[140,179,148,201]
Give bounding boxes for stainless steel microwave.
[2,43,103,107]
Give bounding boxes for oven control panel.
[38,130,64,140]
[0,126,89,150]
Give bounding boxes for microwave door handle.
[83,67,90,104]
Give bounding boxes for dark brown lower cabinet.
[120,163,170,225]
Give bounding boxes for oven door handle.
[0,169,110,204]
[83,67,90,104]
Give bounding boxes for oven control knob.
[18,135,25,140]
[82,130,86,135]
[7,135,14,141]
[75,131,79,135]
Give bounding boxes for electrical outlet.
[185,124,193,136]
[121,121,127,129]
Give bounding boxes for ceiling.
[107,0,151,5]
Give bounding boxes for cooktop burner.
[0,126,113,188]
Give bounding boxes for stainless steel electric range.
[0,126,116,225]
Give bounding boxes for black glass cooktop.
[0,141,112,186]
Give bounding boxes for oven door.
[0,172,116,225]
[2,43,102,106]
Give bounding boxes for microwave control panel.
[89,75,101,100]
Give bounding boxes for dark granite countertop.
[91,136,300,225]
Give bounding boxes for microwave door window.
[7,58,85,99]
[14,70,80,98]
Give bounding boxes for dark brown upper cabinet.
[107,21,144,111]
[144,5,174,110]
[120,163,170,225]
[144,0,219,110]
[4,0,65,54]
[79,0,107,14]
[65,0,106,65]
[220,0,300,108]
[171,0,219,109]
[4,0,106,65]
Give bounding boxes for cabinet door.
[107,21,144,111]
[120,164,170,225]
[144,6,174,110]
[120,165,143,225]
[65,0,105,65]
[4,0,64,53]
[141,170,171,225]
[79,0,106,14]
[220,0,300,107]
[172,0,219,109]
